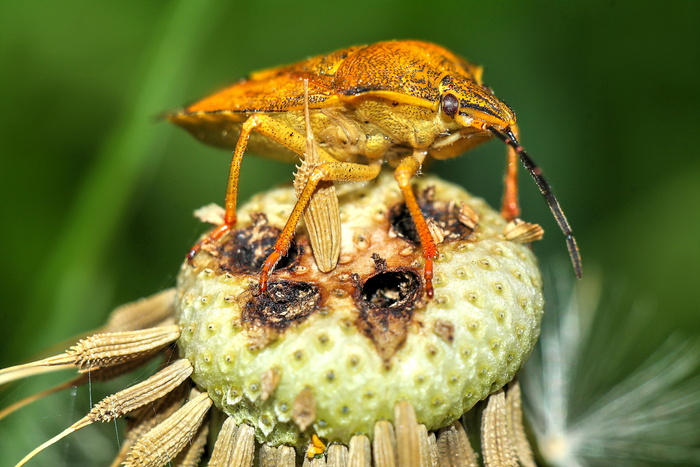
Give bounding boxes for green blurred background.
[0,0,698,464]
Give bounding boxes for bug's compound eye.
[441,92,460,117]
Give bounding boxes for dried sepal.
[479,381,536,467]
[173,416,209,467]
[112,381,190,467]
[209,419,257,467]
[1,291,176,387]
[505,381,536,467]
[86,346,176,383]
[227,423,256,467]
[347,434,371,467]
[394,400,423,467]
[259,444,277,467]
[1,343,164,388]
[481,389,518,467]
[417,424,438,467]
[301,453,326,467]
[298,173,341,273]
[503,218,544,244]
[2,347,174,422]
[13,359,193,466]
[0,358,74,386]
[103,288,176,332]
[325,443,349,467]
[437,420,479,467]
[88,358,192,423]
[1,325,180,388]
[259,444,296,467]
[68,325,181,370]
[124,389,213,466]
[280,445,298,465]
[373,420,398,466]
[208,416,239,467]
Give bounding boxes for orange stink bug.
[168,40,582,297]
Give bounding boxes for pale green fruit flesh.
[175,171,543,447]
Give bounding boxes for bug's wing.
[167,47,362,153]
[182,76,341,114]
[180,46,369,115]
[167,75,341,154]
[248,45,365,82]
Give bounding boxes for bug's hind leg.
[393,150,439,298]
[500,123,521,221]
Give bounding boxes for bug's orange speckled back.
[177,41,483,115]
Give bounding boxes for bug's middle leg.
[393,150,439,298]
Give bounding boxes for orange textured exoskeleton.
[168,40,581,297]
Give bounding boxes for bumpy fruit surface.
[175,171,544,447]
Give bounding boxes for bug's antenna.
[488,126,582,278]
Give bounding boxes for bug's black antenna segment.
[488,125,583,278]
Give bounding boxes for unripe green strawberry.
[175,171,543,447]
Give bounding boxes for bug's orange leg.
[187,115,262,261]
[501,123,520,221]
[259,160,381,293]
[394,151,439,298]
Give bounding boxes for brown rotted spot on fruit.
[354,258,421,362]
[244,281,319,329]
[216,213,300,274]
[242,281,320,349]
[389,186,476,244]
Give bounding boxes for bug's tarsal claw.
[186,245,200,263]
[259,251,283,294]
[424,259,435,298]
[187,224,231,263]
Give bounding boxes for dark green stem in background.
[24,0,215,345]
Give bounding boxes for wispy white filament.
[523,271,700,466]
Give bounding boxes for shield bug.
[168,40,582,298]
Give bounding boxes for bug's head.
[439,75,516,134]
[438,76,583,280]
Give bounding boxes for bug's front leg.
[500,123,521,221]
[393,150,439,298]
[187,115,263,262]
